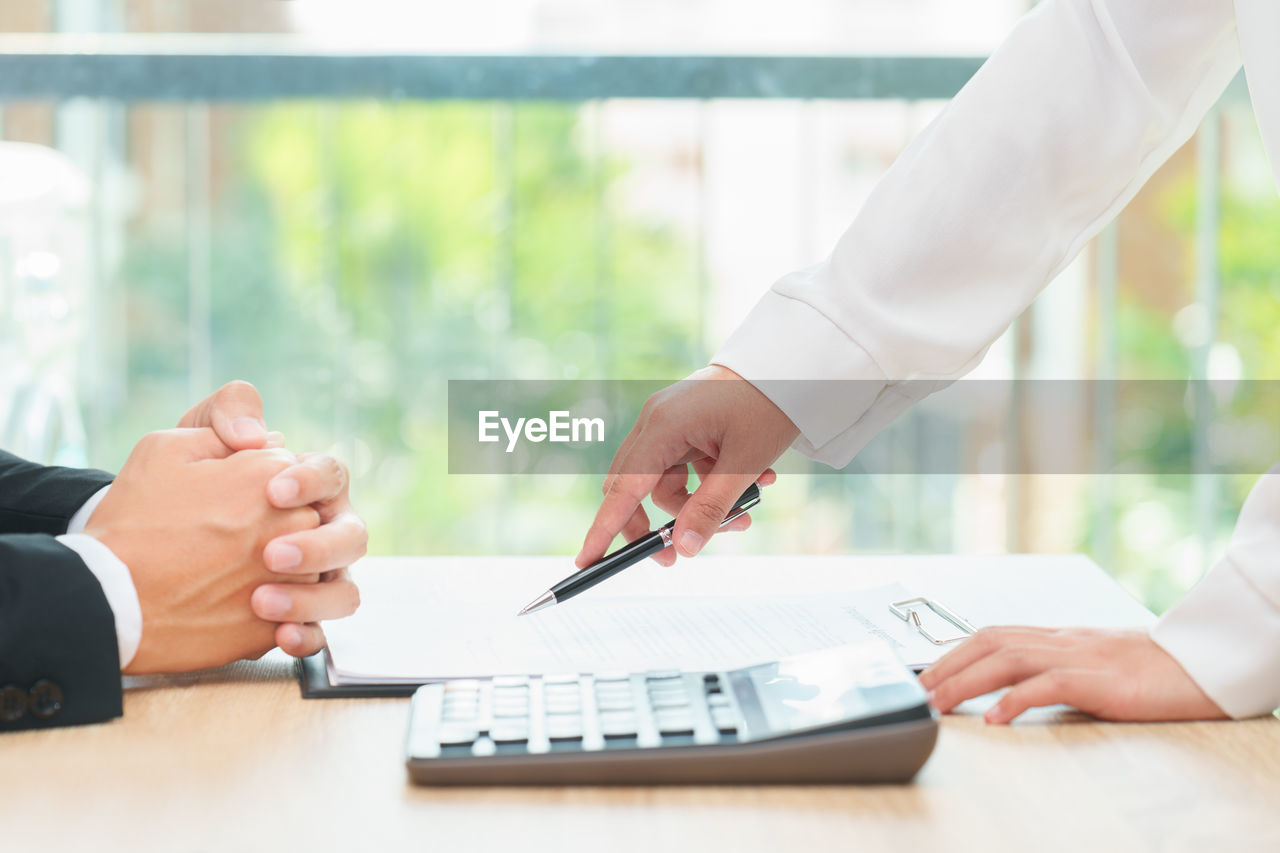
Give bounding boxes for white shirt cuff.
[57,485,142,670]
[1150,557,1280,719]
[713,286,919,468]
[66,484,110,534]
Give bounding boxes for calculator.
[405,641,938,785]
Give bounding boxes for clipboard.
[889,596,976,646]
[296,651,422,699]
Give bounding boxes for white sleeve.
[56,485,142,670]
[1150,471,1280,719]
[714,0,1243,467]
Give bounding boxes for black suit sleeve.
[0,450,119,731]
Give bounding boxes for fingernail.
[925,689,936,706]
[269,476,300,504]
[679,530,704,556]
[984,706,1003,724]
[256,588,291,619]
[266,542,303,571]
[231,416,267,441]
[281,625,303,649]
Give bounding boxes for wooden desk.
[5,655,1278,852]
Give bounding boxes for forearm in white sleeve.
[1150,470,1280,718]
[715,0,1243,467]
[56,485,142,669]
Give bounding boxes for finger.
[599,415,647,498]
[722,513,752,533]
[650,465,692,516]
[984,669,1103,724]
[178,380,269,451]
[609,503,677,568]
[756,468,778,487]
[276,622,327,658]
[260,504,321,547]
[671,457,764,558]
[251,576,361,622]
[918,626,1063,690]
[619,503,652,544]
[576,471,665,568]
[268,453,349,510]
[263,511,368,574]
[148,427,235,462]
[928,644,1068,713]
[265,431,287,449]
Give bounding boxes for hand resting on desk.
[178,381,367,659]
[918,627,1228,724]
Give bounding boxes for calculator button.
[601,736,640,750]
[544,689,581,703]
[648,693,690,709]
[711,708,739,734]
[492,705,529,719]
[543,674,579,684]
[594,695,636,712]
[654,712,696,736]
[594,681,633,694]
[436,725,480,746]
[593,672,630,683]
[707,694,732,709]
[644,670,682,682]
[493,676,530,688]
[490,722,530,743]
[545,700,583,716]
[544,683,581,694]
[660,733,698,747]
[440,701,481,717]
[546,717,584,740]
[598,712,639,738]
[444,680,481,693]
[470,738,497,758]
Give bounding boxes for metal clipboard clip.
[889,597,976,646]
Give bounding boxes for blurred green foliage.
[1103,131,1280,611]
[115,102,703,556]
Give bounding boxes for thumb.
[671,464,762,558]
[152,427,235,461]
[179,380,268,451]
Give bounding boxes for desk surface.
[5,655,1279,852]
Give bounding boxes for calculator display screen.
[741,643,923,733]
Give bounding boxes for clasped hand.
[87,381,367,674]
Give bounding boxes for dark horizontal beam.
[0,36,986,101]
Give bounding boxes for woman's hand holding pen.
[576,365,800,569]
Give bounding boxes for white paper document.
[323,554,1154,686]
[323,562,950,684]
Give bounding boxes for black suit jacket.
[0,450,118,730]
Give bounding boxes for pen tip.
[519,590,556,616]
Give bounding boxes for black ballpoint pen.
[517,483,762,616]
